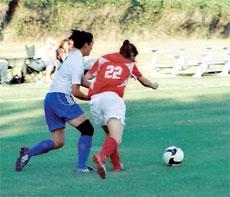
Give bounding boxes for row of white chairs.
[151,46,230,77]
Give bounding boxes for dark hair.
[68,30,93,49]
[119,40,138,60]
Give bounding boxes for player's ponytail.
[69,29,93,49]
[120,40,138,60]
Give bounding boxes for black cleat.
[16,147,30,171]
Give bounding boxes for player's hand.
[152,82,158,90]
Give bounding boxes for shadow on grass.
[0,92,230,196]
[1,92,229,139]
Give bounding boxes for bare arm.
[81,77,91,88]
[81,72,94,88]
[71,84,89,100]
[84,72,95,81]
[137,76,158,90]
[82,72,95,87]
[81,70,92,88]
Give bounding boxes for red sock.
[110,146,121,170]
[99,137,117,163]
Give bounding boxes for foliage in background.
[121,0,230,38]
[0,0,229,41]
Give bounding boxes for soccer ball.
[163,146,184,166]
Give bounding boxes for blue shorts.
[44,92,84,131]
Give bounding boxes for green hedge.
[1,0,230,40]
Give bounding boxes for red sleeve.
[132,64,142,78]
[88,59,99,75]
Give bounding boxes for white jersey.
[48,49,84,94]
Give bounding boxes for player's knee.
[111,136,122,144]
[116,138,122,145]
[53,140,65,149]
[76,119,94,136]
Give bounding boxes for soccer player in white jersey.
[84,40,158,179]
[16,30,95,173]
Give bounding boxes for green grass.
[0,77,230,196]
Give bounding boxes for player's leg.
[68,114,94,172]
[93,118,123,178]
[91,92,125,178]
[27,92,67,157]
[102,125,109,136]
[15,92,66,171]
[29,128,65,157]
[98,118,123,161]
[102,125,123,171]
[15,128,65,171]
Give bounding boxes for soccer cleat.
[110,150,123,172]
[113,162,124,172]
[93,154,106,179]
[16,147,30,171]
[77,166,96,173]
[110,157,124,172]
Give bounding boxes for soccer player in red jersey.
[84,40,158,179]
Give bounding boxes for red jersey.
[88,53,142,98]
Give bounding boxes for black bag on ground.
[10,75,25,84]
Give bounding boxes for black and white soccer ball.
[163,146,184,166]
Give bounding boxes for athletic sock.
[99,137,117,163]
[28,139,55,158]
[77,135,92,169]
[110,146,121,169]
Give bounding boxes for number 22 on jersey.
[104,65,122,79]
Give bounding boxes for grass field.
[0,75,230,196]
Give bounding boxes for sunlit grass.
[1,76,230,196]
